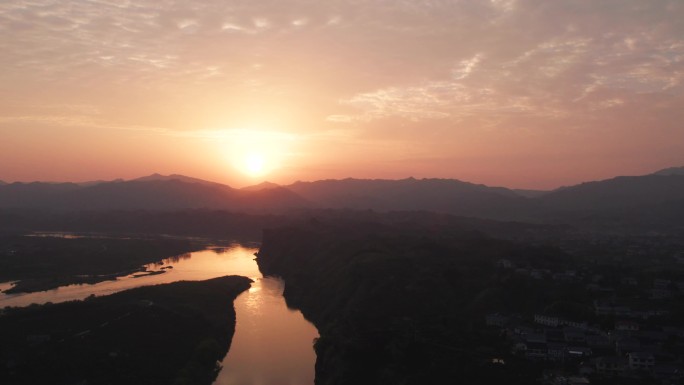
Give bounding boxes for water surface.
[0,243,318,385]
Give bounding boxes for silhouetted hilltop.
[78,179,125,187]
[0,178,310,212]
[133,173,225,186]
[653,166,684,176]
[285,178,532,219]
[539,174,684,211]
[240,181,281,191]
[62,180,234,210]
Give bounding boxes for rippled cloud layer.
[1,0,683,187]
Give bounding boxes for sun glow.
[243,153,266,176]
[218,128,297,180]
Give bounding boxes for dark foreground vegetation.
[0,276,252,385]
[258,216,684,385]
[258,218,563,384]
[0,234,205,293]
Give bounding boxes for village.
[485,237,684,385]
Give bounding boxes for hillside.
[653,166,684,176]
[2,171,684,232]
[257,218,568,385]
[285,178,533,219]
[0,176,310,212]
[539,174,684,211]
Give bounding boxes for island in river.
[0,275,252,385]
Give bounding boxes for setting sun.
[243,153,266,177]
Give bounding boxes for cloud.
[1,0,683,182]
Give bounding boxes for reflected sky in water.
[0,242,318,385]
[217,276,318,385]
[0,246,260,307]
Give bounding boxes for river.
[0,243,318,385]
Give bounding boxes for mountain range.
[1,167,683,231]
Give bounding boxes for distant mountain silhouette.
[284,178,532,218]
[653,166,684,176]
[133,173,224,186]
[241,181,281,191]
[2,170,684,232]
[77,178,125,187]
[0,178,310,212]
[0,182,82,208]
[539,174,684,211]
[0,180,6,186]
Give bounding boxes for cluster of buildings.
[487,252,684,384]
[486,312,684,383]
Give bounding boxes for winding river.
[0,243,318,385]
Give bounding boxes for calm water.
[0,244,318,385]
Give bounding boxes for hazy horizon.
[1,164,682,191]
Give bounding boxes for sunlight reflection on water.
[0,246,258,307]
[0,242,318,385]
[216,276,318,385]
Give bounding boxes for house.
[566,347,592,359]
[566,376,590,385]
[653,279,672,290]
[553,272,574,282]
[593,300,631,317]
[525,333,547,344]
[564,327,586,343]
[535,314,560,327]
[525,342,548,361]
[614,320,639,332]
[595,356,628,376]
[628,352,655,371]
[485,313,509,327]
[586,334,611,348]
[650,288,672,299]
[578,362,595,376]
[26,334,51,345]
[529,270,544,280]
[663,326,684,338]
[676,281,684,292]
[563,320,589,330]
[653,364,683,381]
[615,337,641,355]
[496,259,514,269]
[547,342,567,362]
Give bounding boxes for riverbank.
[0,234,206,294]
[0,275,252,385]
[257,219,560,385]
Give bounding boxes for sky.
[1,0,683,189]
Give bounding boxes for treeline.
[0,276,252,385]
[0,235,205,293]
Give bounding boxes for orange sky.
[1,0,683,189]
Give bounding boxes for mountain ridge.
[1,170,684,231]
